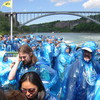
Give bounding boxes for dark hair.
[0,90,7,100]
[6,90,27,100]
[19,72,46,100]
[76,46,81,51]
[18,44,38,64]
[67,45,71,53]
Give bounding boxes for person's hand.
[10,62,15,68]
[16,54,21,62]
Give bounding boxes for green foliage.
[28,20,100,33]
[72,22,100,32]
[27,21,72,32]
[0,12,100,35]
[0,12,10,35]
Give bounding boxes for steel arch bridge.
[3,11,100,27]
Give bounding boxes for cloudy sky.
[0,0,100,24]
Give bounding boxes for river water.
[28,32,100,46]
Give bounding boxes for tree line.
[0,12,100,36]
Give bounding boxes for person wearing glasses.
[19,71,59,100]
[8,44,58,93]
[61,41,100,100]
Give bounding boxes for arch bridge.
[2,11,100,27]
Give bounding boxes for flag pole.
[10,0,13,40]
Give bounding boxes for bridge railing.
[2,11,100,27]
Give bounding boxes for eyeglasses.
[21,88,36,94]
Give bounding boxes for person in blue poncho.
[46,36,55,68]
[19,71,59,100]
[69,42,77,61]
[5,36,13,51]
[31,39,43,59]
[31,43,50,67]
[52,41,60,70]
[12,36,21,51]
[62,41,100,100]
[0,36,6,51]
[56,43,72,82]
[42,39,52,67]
[31,43,39,57]
[51,42,73,98]
[0,51,16,92]
[0,36,3,51]
[8,44,58,93]
[95,47,100,64]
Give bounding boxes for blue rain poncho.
[52,45,60,70]
[42,42,52,67]
[5,39,12,51]
[62,41,100,100]
[56,43,72,82]
[94,47,100,65]
[45,92,60,100]
[31,43,43,58]
[94,77,100,100]
[0,40,6,51]
[12,39,21,51]
[0,40,4,51]
[70,43,77,61]
[0,51,16,91]
[51,43,72,97]
[13,60,58,92]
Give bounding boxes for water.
[28,32,100,46]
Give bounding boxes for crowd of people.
[0,34,100,100]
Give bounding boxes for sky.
[0,0,100,25]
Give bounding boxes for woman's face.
[21,80,38,99]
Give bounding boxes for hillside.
[22,15,100,33]
[0,12,100,35]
